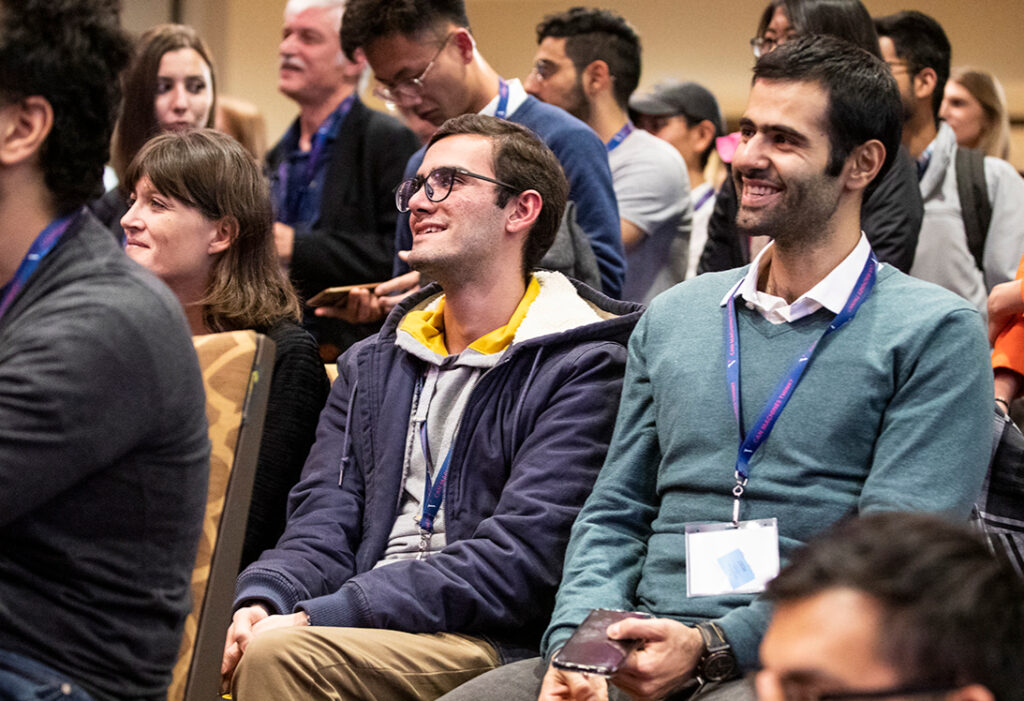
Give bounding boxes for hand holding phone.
[552,608,651,676]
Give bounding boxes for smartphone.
[551,608,650,676]
[305,282,384,308]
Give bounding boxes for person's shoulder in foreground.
[758,511,1024,701]
[0,2,208,699]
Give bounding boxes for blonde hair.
[949,67,1011,161]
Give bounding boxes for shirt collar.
[479,78,528,117]
[720,233,874,324]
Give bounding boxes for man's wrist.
[693,621,739,682]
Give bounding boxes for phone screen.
[551,609,649,676]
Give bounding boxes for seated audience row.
[1,0,1020,699]
[221,24,994,701]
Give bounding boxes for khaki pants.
[231,626,500,701]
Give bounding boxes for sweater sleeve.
[541,313,661,656]
[295,341,628,635]
[857,304,992,517]
[544,123,625,299]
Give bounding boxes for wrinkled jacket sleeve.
[295,341,629,634]
[233,350,363,614]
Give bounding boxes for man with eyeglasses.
[874,10,1024,316]
[267,0,419,359]
[439,35,990,701]
[330,0,624,317]
[221,114,643,699]
[523,8,690,304]
[758,512,1023,701]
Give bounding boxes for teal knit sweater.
[542,264,993,670]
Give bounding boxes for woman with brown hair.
[942,67,1012,162]
[92,24,217,231]
[122,128,329,568]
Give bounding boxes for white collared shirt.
[719,233,876,324]
[479,78,528,118]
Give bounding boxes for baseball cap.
[629,80,726,136]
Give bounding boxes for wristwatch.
[694,621,739,682]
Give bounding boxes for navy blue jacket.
[235,277,642,658]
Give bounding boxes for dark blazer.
[268,99,420,353]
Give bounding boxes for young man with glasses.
[875,10,1024,315]
[332,0,624,315]
[222,114,643,700]
[268,0,419,359]
[758,512,1023,701]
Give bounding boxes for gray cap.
[629,80,725,136]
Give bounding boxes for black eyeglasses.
[373,33,453,106]
[395,166,519,212]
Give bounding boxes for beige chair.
[167,330,275,701]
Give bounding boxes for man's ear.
[843,140,885,193]
[208,217,238,255]
[692,119,717,154]
[582,60,611,98]
[452,28,476,64]
[341,46,368,80]
[912,66,938,103]
[0,96,53,167]
[505,189,543,236]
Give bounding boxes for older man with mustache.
[268,0,419,359]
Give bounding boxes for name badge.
[684,518,780,597]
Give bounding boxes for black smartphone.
[551,608,650,676]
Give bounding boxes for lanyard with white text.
[494,78,510,119]
[723,252,878,524]
[606,121,634,152]
[0,210,78,322]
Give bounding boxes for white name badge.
[684,518,780,597]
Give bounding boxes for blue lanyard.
[495,78,510,119]
[275,94,355,223]
[723,251,877,520]
[0,210,78,322]
[694,186,716,212]
[417,421,452,534]
[606,121,634,152]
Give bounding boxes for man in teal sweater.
[440,35,993,701]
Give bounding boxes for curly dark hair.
[428,115,568,277]
[535,7,641,111]
[0,0,131,213]
[340,0,469,60]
